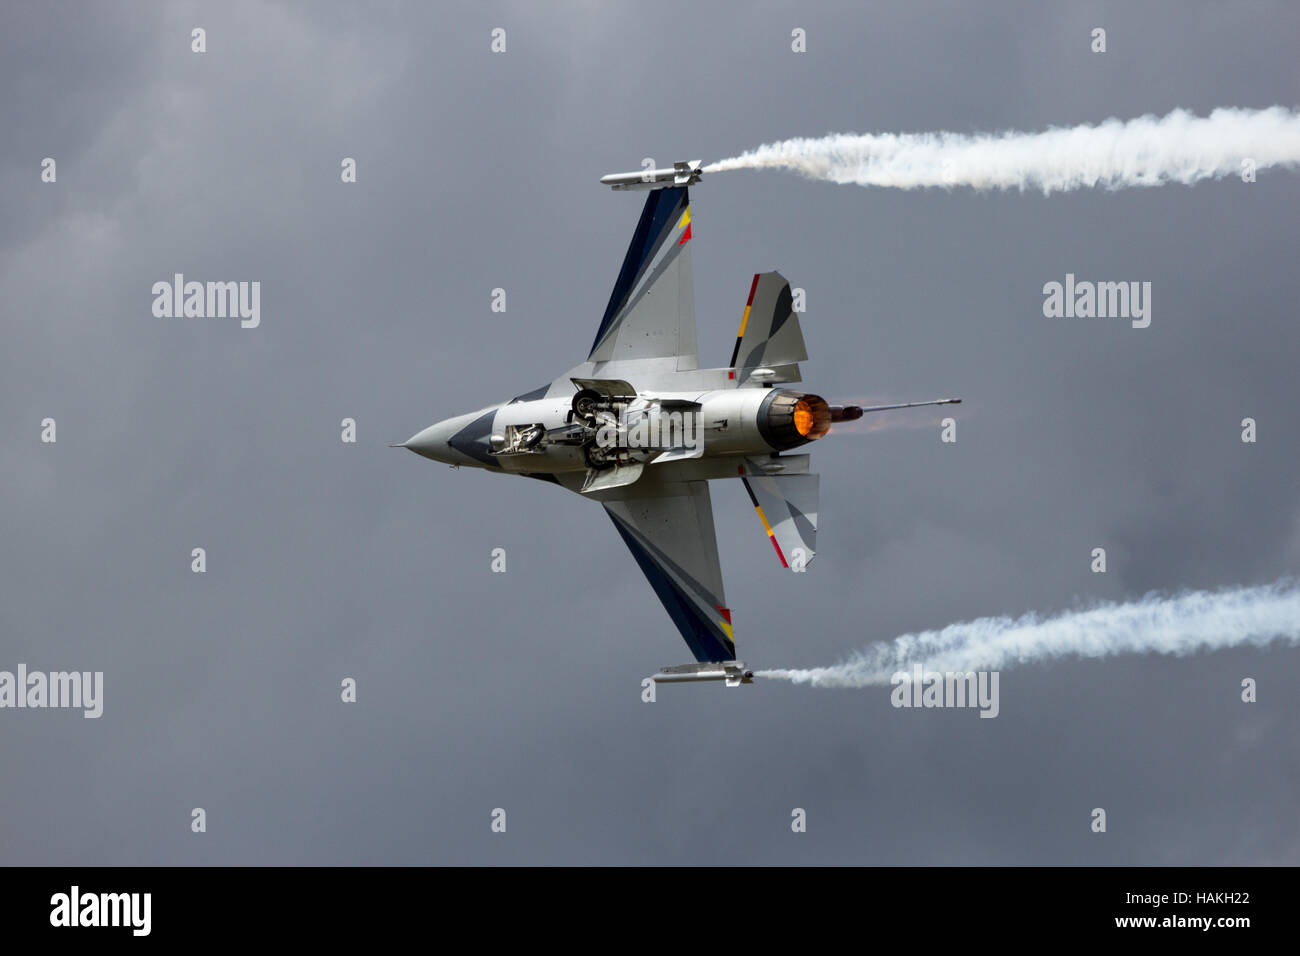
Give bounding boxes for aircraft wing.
[587,186,699,370]
[602,479,736,663]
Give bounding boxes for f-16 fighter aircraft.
[397,168,959,686]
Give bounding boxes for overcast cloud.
[2,0,1298,864]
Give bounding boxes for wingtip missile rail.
[650,661,755,687]
[601,160,704,191]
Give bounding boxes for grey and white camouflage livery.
[398,180,959,684]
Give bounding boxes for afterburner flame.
[793,400,814,436]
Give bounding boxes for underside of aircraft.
[399,180,957,685]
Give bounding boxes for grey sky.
[2,0,1298,864]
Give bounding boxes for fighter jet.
[398,170,959,686]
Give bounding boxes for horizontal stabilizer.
[729,272,808,374]
[741,461,818,570]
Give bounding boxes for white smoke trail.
[758,580,1300,688]
[705,107,1300,194]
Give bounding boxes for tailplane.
[728,272,808,381]
[740,459,818,570]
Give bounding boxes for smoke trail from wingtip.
[705,107,1300,194]
[757,580,1300,688]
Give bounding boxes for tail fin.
[740,460,818,570]
[729,272,808,375]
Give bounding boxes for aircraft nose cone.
[399,406,501,466]
[402,422,455,462]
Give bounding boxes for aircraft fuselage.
[402,377,832,489]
